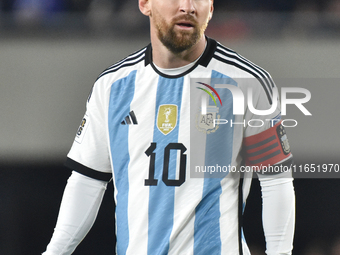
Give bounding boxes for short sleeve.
[65,81,112,181]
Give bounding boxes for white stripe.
[168,76,204,254]
[219,174,242,254]
[125,67,158,254]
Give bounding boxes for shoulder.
[96,45,149,82]
[209,40,276,105]
[212,41,272,80]
[86,45,149,106]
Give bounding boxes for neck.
[151,33,206,69]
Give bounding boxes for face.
[141,0,213,54]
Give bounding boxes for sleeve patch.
[75,114,89,144]
[243,121,291,168]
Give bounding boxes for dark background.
[1,162,340,254]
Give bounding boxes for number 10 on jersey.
[144,142,187,187]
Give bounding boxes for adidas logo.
[121,111,138,125]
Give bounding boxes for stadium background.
[0,0,340,254]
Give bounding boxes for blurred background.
[1,0,340,254]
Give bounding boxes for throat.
[153,61,197,76]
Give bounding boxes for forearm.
[43,171,108,255]
[258,171,295,255]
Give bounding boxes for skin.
[139,0,214,68]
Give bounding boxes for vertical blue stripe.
[194,71,238,254]
[147,76,184,255]
[108,70,137,254]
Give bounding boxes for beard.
[155,14,208,54]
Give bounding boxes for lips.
[173,15,197,29]
[176,21,194,28]
[175,20,196,31]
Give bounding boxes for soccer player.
[43,0,295,254]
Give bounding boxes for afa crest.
[157,104,177,135]
[277,124,291,155]
[196,106,220,134]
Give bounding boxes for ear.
[139,0,151,16]
[208,0,214,20]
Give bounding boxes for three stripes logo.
[121,111,138,125]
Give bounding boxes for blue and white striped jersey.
[66,38,292,255]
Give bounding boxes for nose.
[179,0,196,15]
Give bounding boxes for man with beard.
[43,0,295,254]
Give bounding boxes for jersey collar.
[144,37,217,79]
